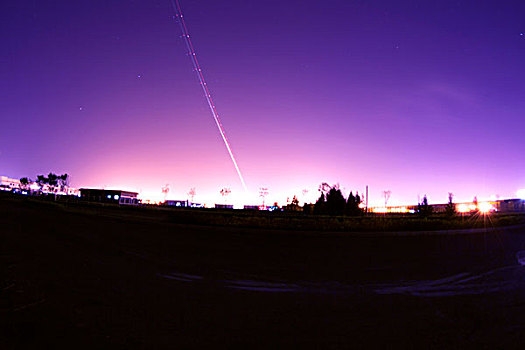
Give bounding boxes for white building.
[0,176,21,191]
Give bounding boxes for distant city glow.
[370,206,410,214]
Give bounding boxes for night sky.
[2,0,525,206]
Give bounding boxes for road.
[2,196,525,348]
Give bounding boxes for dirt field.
[2,195,525,348]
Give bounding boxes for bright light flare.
[370,206,409,213]
[478,201,495,214]
[457,203,470,213]
[517,189,525,200]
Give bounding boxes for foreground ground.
[2,195,525,348]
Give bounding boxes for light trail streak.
[170,0,248,191]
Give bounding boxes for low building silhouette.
[165,200,189,207]
[80,188,138,205]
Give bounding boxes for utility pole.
[365,185,369,214]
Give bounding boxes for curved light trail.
[170,0,248,191]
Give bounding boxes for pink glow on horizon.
[1,1,524,206]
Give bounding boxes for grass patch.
[3,191,524,233]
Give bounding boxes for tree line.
[311,183,364,216]
[19,173,69,193]
[307,183,458,217]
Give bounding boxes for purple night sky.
[2,0,525,205]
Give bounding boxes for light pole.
[383,190,391,211]
[220,187,231,203]
[259,187,269,208]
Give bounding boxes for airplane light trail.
[170,0,248,191]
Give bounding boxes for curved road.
[2,197,525,348]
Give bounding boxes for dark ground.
[2,195,525,349]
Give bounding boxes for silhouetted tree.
[36,174,47,189]
[220,187,231,200]
[326,187,346,215]
[34,173,60,198]
[346,191,363,216]
[162,184,170,202]
[318,182,332,195]
[303,203,314,215]
[19,177,30,190]
[346,191,355,215]
[59,174,69,192]
[356,192,362,208]
[259,187,269,207]
[47,173,59,193]
[32,173,69,195]
[445,192,456,217]
[188,187,196,203]
[417,195,432,217]
[314,192,326,215]
[284,195,301,212]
